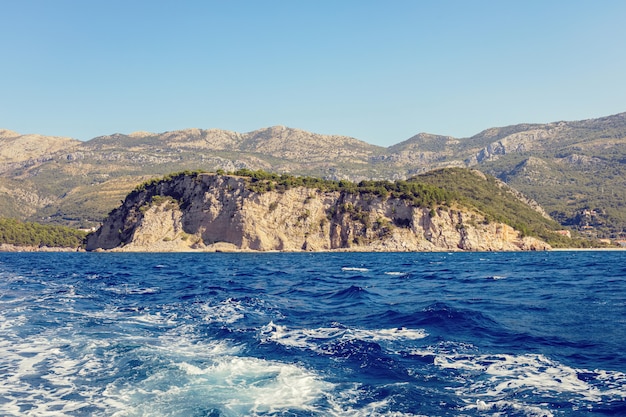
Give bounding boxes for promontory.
[85,169,557,252]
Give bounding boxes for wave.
[329,285,372,300]
[341,267,369,272]
[463,399,556,417]
[1,307,333,417]
[131,311,179,326]
[415,302,506,337]
[410,348,626,414]
[111,356,334,417]
[199,297,248,324]
[1,311,425,417]
[259,322,427,353]
[102,285,161,295]
[196,297,283,326]
[384,271,409,277]
[487,275,507,280]
[369,303,503,340]
[3,251,626,416]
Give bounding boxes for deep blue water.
[1,251,625,416]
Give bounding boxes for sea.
[0,251,625,417]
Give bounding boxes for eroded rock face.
[85,173,550,252]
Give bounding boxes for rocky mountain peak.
[128,131,154,138]
[0,130,79,164]
[0,129,21,138]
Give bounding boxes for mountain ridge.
[4,111,625,152]
[1,111,625,238]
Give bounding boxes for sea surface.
[0,251,625,416]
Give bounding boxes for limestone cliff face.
[85,173,550,252]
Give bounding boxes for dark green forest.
[0,218,86,248]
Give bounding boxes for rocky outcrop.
[464,126,565,165]
[85,173,550,252]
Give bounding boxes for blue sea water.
[0,251,625,416]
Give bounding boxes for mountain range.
[1,112,625,237]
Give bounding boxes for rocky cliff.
[85,172,550,252]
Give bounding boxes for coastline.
[1,242,622,253]
[0,244,83,252]
[1,245,509,253]
[550,247,626,251]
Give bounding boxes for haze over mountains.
[1,112,625,237]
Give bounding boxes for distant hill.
[1,112,625,238]
[0,129,80,163]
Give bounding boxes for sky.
[1,0,625,147]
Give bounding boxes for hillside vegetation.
[0,218,86,249]
[414,168,594,247]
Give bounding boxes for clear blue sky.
[2,0,625,147]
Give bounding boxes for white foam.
[431,352,626,405]
[0,331,107,416]
[103,285,161,295]
[0,312,27,331]
[2,314,319,417]
[384,271,409,276]
[197,297,281,326]
[133,311,178,325]
[342,267,369,272]
[464,399,554,417]
[353,327,428,342]
[325,383,429,417]
[101,351,336,417]
[200,298,246,324]
[155,328,244,358]
[185,357,332,414]
[0,299,242,416]
[261,322,345,349]
[85,273,102,280]
[488,275,507,280]
[260,322,427,353]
